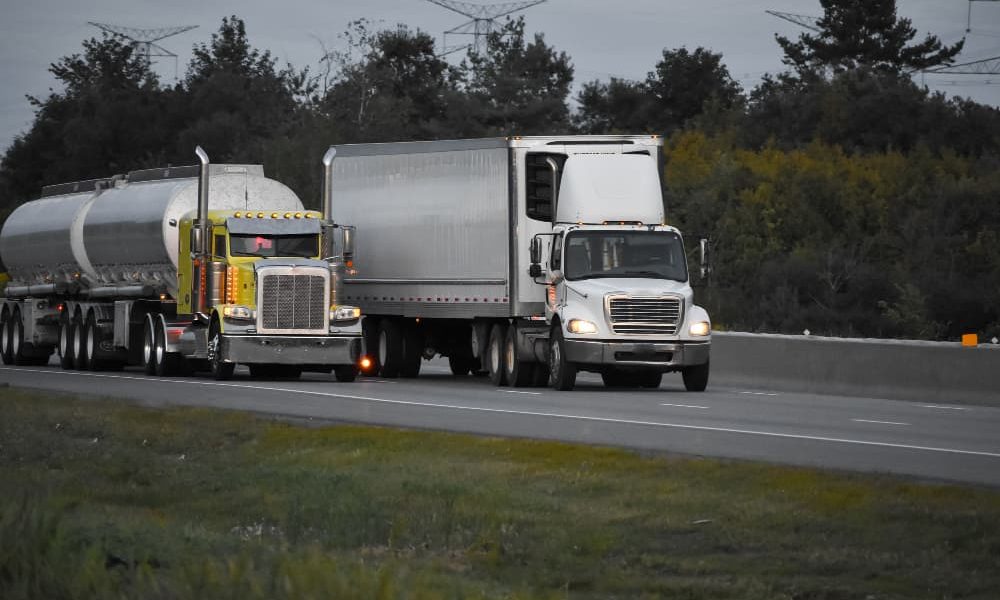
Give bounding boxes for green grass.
[1,387,999,599]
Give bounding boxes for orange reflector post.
[962,333,978,347]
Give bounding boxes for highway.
[2,358,999,487]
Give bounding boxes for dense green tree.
[462,17,574,135]
[178,16,309,163]
[777,0,963,75]
[574,47,742,136]
[0,35,170,207]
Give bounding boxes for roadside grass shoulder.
[1,386,999,599]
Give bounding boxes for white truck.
[329,136,711,391]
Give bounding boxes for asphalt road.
[2,358,999,487]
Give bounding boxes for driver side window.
[550,233,563,271]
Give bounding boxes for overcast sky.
[1,0,998,153]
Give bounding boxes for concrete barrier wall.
[711,332,1000,405]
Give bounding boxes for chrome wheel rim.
[72,320,83,361]
[155,324,164,365]
[11,319,21,357]
[86,322,95,361]
[59,322,70,358]
[505,337,515,376]
[490,336,500,374]
[143,320,153,366]
[378,330,388,366]
[1,320,8,356]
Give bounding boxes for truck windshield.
[230,234,318,258]
[564,231,687,282]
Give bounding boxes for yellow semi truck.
[0,147,362,381]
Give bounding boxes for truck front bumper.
[563,339,710,370]
[223,334,362,366]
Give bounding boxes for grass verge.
[1,386,999,599]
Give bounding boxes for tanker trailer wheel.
[206,320,234,380]
[681,360,710,392]
[83,313,105,371]
[547,326,577,391]
[58,314,75,370]
[503,323,535,387]
[377,320,404,378]
[486,323,508,386]
[141,315,156,375]
[71,312,86,370]
[400,323,423,378]
[334,364,359,382]
[0,308,12,365]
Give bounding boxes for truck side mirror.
[699,238,711,280]
[342,226,356,262]
[529,237,543,278]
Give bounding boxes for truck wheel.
[504,324,535,387]
[531,364,550,387]
[334,364,359,382]
[548,326,577,391]
[83,313,103,371]
[487,323,508,386]
[58,316,75,370]
[377,320,404,378]
[141,315,156,375]
[70,313,86,370]
[0,309,11,365]
[400,323,423,378]
[9,311,25,365]
[682,360,710,392]
[207,321,234,380]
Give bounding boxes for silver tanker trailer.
[0,147,363,381]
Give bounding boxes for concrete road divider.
[711,332,1000,405]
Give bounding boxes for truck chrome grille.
[258,271,328,334]
[607,296,682,335]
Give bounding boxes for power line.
[923,55,1000,75]
[424,0,547,56]
[87,22,197,81]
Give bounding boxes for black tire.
[83,313,102,371]
[362,318,380,375]
[71,313,89,370]
[638,372,663,389]
[531,363,550,387]
[448,354,473,376]
[207,321,234,380]
[58,316,75,370]
[400,323,423,378]
[504,324,535,387]
[548,326,577,391]
[334,364,359,382]
[141,315,156,375]
[682,360,710,392]
[0,309,11,365]
[486,323,508,386]
[377,320,404,378]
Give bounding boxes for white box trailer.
[330,136,711,391]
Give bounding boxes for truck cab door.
[545,232,564,323]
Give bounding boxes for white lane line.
[853,419,910,426]
[660,403,710,409]
[4,366,1000,460]
[499,390,542,396]
[922,405,970,411]
[739,391,778,396]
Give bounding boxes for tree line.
[2,0,998,340]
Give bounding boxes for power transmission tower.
[765,10,820,32]
[967,0,1000,33]
[923,55,1000,75]
[425,0,547,55]
[88,22,198,80]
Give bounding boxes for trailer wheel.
[71,313,86,370]
[334,364,359,382]
[82,313,102,371]
[0,308,12,365]
[377,320,404,378]
[548,326,577,391]
[9,310,25,365]
[141,315,156,375]
[486,323,508,386]
[504,324,535,387]
[58,315,75,370]
[207,321,234,381]
[682,360,709,392]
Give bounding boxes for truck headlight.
[223,305,255,320]
[567,319,598,334]
[689,321,711,336]
[331,306,361,322]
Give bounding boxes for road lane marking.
[921,405,970,411]
[660,403,709,409]
[499,390,542,395]
[4,366,1000,460]
[739,391,778,396]
[852,419,910,426]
